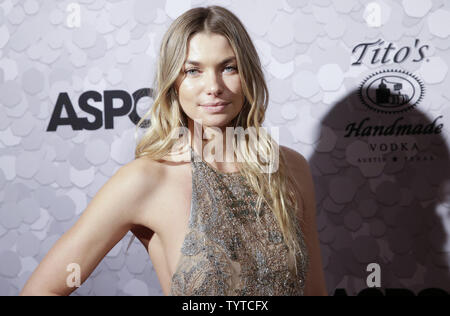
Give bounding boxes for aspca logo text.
[46,89,152,131]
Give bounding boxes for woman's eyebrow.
[185,56,236,66]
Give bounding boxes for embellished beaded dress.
[168,146,309,296]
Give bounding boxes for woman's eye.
[185,69,199,75]
[184,66,237,76]
[224,66,237,72]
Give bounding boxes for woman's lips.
[201,102,231,113]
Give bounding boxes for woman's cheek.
[229,78,243,94]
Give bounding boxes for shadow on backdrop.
[308,86,450,295]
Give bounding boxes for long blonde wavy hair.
[131,6,307,276]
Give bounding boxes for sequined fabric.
[168,146,309,296]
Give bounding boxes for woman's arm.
[19,158,159,296]
[281,146,328,296]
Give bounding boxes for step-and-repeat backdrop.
[0,0,449,296]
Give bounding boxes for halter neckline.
[189,145,241,176]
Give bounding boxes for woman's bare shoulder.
[279,145,316,220]
[114,157,172,225]
[117,156,171,194]
[279,145,308,173]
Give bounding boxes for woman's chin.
[198,116,235,129]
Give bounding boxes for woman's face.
[175,32,245,131]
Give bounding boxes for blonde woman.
[21,6,327,296]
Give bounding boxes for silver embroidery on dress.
[168,146,309,296]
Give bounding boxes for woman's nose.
[205,72,223,95]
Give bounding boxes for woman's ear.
[171,85,178,98]
[173,80,180,97]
